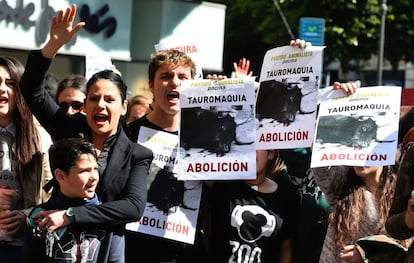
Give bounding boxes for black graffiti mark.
[80,4,117,38]
[35,0,55,45]
[0,0,35,29]
[1,1,118,45]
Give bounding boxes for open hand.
[233,58,253,78]
[42,4,85,58]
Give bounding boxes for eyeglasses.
[59,101,84,112]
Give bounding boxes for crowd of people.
[1,3,414,263]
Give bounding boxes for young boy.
[21,138,105,262]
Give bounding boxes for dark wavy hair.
[0,56,42,181]
[49,137,97,174]
[330,165,397,247]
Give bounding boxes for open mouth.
[94,114,108,122]
[0,97,8,104]
[85,183,97,191]
[167,92,179,99]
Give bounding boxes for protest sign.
[256,45,324,149]
[125,127,202,244]
[177,78,256,180]
[155,40,203,79]
[85,51,113,80]
[311,86,401,168]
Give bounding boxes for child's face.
[59,153,99,200]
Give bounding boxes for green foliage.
[208,0,413,77]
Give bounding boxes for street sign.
[299,17,325,46]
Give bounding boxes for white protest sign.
[311,86,401,167]
[85,52,113,80]
[155,40,203,79]
[125,127,202,244]
[256,45,324,149]
[177,78,256,180]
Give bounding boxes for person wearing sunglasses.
[55,74,86,116]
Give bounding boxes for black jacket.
[19,50,154,261]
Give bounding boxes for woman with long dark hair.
[313,165,409,262]
[0,56,47,262]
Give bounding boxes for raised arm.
[41,4,85,59]
[233,58,253,78]
[19,5,85,138]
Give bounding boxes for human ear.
[54,168,66,183]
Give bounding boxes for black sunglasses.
[59,101,84,112]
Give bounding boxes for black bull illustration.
[315,114,395,148]
[256,80,315,125]
[180,107,237,156]
[147,165,198,214]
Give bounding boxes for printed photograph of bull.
[180,107,239,156]
[256,79,316,125]
[147,163,200,215]
[315,114,395,148]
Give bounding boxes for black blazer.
[20,50,153,230]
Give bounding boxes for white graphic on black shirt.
[231,204,276,243]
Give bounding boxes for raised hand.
[206,74,227,80]
[333,81,357,94]
[290,38,312,49]
[233,58,253,78]
[42,4,85,58]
